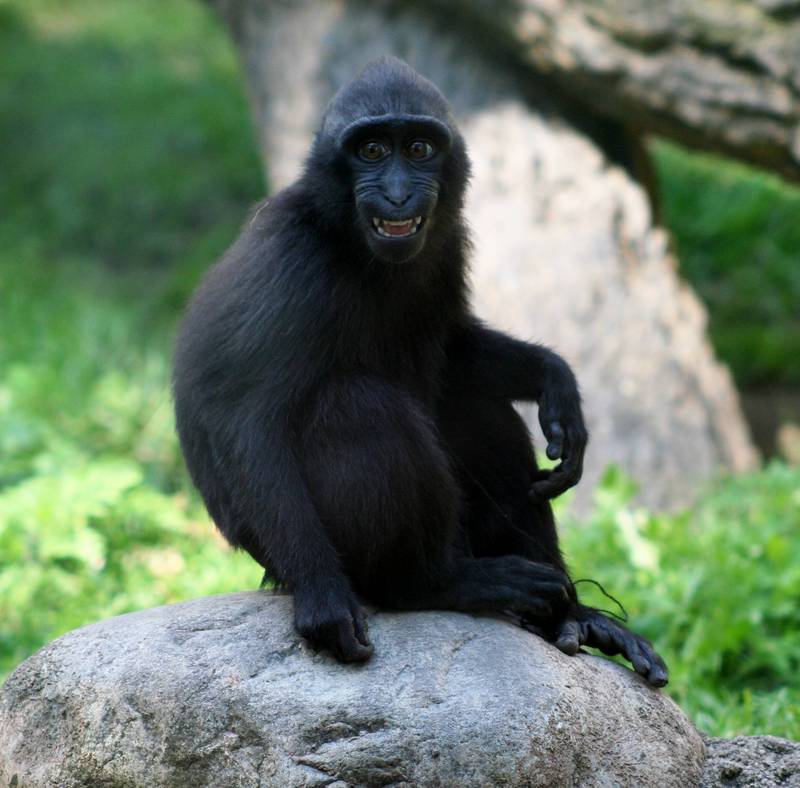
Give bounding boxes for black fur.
[173,57,667,686]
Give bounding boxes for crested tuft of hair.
[320,57,455,142]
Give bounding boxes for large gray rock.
[0,592,705,787]
[701,735,800,787]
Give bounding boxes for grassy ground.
[0,0,263,297]
[561,467,800,738]
[1,0,798,739]
[0,0,264,680]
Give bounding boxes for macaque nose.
[384,190,412,207]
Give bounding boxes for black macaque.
[173,57,668,687]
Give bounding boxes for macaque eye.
[358,140,389,161]
[405,139,435,161]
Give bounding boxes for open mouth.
[372,216,424,238]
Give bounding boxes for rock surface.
[702,735,800,787]
[209,0,758,512]
[0,592,706,787]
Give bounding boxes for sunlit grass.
[560,466,800,738]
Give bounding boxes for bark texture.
[207,0,760,510]
[516,0,800,182]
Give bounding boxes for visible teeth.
[372,217,423,238]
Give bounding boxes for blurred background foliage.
[0,0,798,739]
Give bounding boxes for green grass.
[0,0,264,305]
[0,0,264,677]
[653,141,800,386]
[1,0,798,741]
[0,251,263,677]
[560,466,800,738]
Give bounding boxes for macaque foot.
[518,606,668,688]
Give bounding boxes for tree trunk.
[207,0,760,510]
[516,0,800,182]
